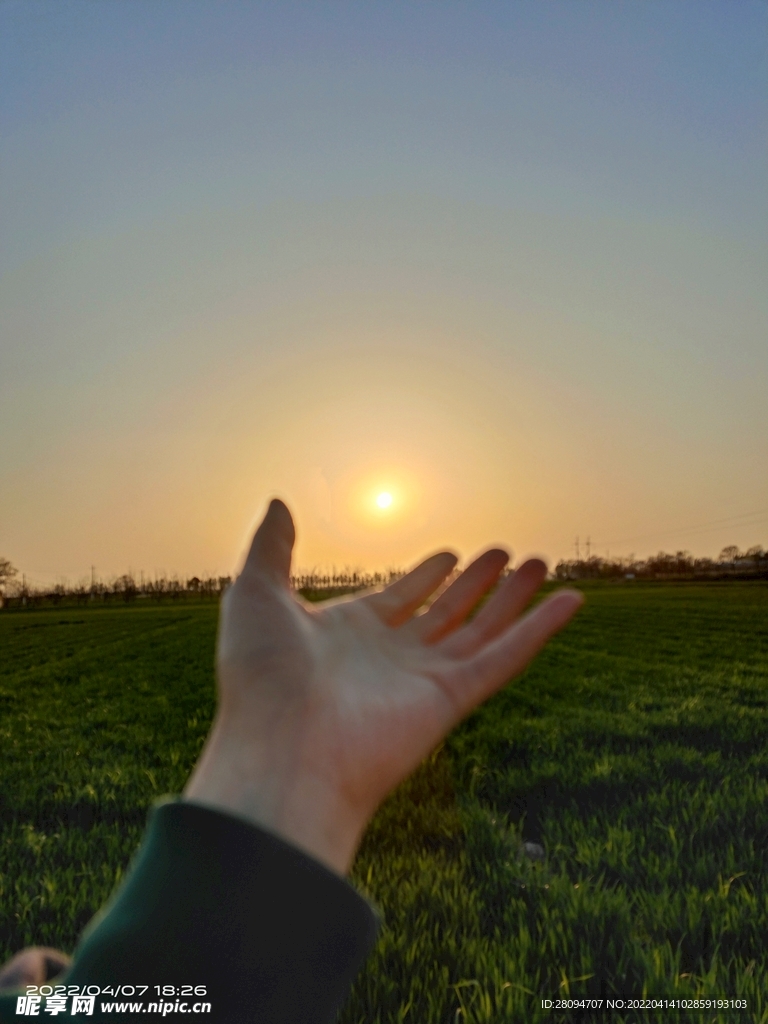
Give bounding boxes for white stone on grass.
[518,841,546,862]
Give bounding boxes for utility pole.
[586,536,591,559]
[91,565,95,590]
[575,536,580,561]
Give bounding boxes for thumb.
[242,498,296,583]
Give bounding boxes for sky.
[1,0,766,587]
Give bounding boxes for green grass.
[0,583,767,1023]
[0,607,218,953]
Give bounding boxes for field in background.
[0,583,766,1023]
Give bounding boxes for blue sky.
[1,1,766,583]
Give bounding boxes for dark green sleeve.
[0,799,380,1023]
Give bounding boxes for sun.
[375,491,393,509]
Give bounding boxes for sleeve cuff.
[66,798,380,1023]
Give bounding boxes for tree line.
[0,561,407,610]
[0,566,234,609]
[554,545,768,581]
[1,544,765,610]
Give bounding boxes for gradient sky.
[1,1,766,587]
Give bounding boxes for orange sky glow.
[1,3,766,587]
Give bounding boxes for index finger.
[361,551,458,627]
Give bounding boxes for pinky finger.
[438,589,584,721]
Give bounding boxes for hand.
[0,947,70,990]
[184,499,583,875]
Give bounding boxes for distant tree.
[745,545,765,564]
[115,574,137,601]
[0,557,17,593]
[718,545,740,563]
[673,550,694,574]
[647,551,675,575]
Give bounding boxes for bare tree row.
[555,545,768,581]
[0,560,411,610]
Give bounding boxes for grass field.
[0,582,766,1023]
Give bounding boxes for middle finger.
[439,558,548,658]
[407,548,509,644]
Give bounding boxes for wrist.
[182,713,364,876]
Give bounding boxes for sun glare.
[346,469,423,533]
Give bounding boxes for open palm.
[185,499,582,874]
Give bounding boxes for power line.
[597,508,768,550]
